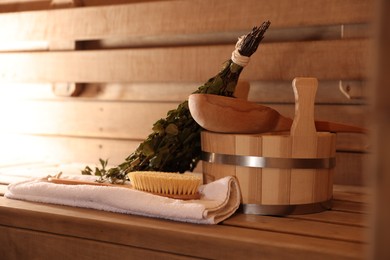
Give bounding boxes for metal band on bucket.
[241,199,332,215]
[201,151,336,169]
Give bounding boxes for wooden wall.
[0,0,372,185]
[371,0,390,257]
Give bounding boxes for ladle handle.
[291,77,318,156]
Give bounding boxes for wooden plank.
[0,197,367,259]
[0,100,177,139]
[0,101,367,140]
[333,185,371,195]
[332,200,367,214]
[334,152,369,186]
[0,225,194,260]
[0,1,51,13]
[332,185,371,203]
[0,134,140,166]
[291,210,368,228]
[0,39,369,83]
[336,133,369,153]
[0,80,367,105]
[333,191,371,204]
[0,0,372,42]
[370,0,390,258]
[223,214,367,243]
[0,0,161,12]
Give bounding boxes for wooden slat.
[336,134,369,153]
[292,210,368,228]
[334,152,369,186]
[371,0,390,258]
[0,197,367,259]
[0,100,366,139]
[333,190,371,204]
[0,134,140,165]
[0,39,369,83]
[223,214,367,243]
[83,23,370,50]
[0,226,194,260]
[0,100,176,139]
[332,200,367,214]
[0,80,366,104]
[0,0,51,13]
[0,0,372,42]
[0,0,159,14]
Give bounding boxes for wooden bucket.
[201,78,336,215]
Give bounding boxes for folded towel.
[5,175,241,224]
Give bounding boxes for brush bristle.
[128,171,202,196]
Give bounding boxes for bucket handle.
[291,77,318,157]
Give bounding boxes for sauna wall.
[0,0,372,185]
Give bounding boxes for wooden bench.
[0,0,374,258]
[0,182,369,259]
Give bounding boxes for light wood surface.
[261,135,292,204]
[0,0,372,41]
[0,184,369,259]
[290,78,319,204]
[0,39,369,83]
[0,80,366,104]
[0,100,366,139]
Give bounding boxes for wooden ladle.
[188,93,367,134]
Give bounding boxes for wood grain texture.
[370,0,390,258]
[0,101,367,140]
[0,80,367,104]
[289,78,327,204]
[0,39,369,83]
[0,0,372,41]
[201,132,236,183]
[235,135,262,204]
[0,0,372,193]
[261,135,292,204]
[0,225,194,260]
[0,188,368,259]
[224,214,367,243]
[291,210,368,228]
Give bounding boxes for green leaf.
[95,167,102,176]
[165,123,179,135]
[152,121,165,134]
[230,62,242,73]
[142,142,155,157]
[99,158,107,169]
[226,81,237,94]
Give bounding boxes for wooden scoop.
[188,93,367,134]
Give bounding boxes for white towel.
[5,175,241,224]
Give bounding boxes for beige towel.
[5,175,241,224]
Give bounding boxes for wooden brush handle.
[47,178,129,187]
[47,178,199,200]
[151,192,201,200]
